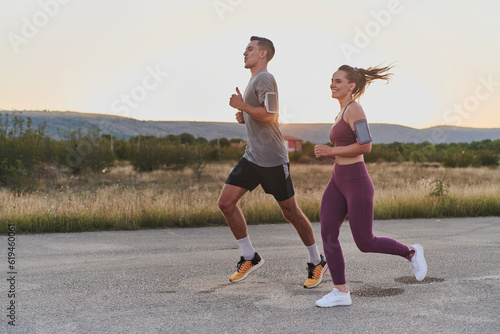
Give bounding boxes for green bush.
[0,113,52,192]
[60,125,115,173]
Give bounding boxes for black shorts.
[225,158,295,201]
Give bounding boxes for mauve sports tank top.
[329,101,356,147]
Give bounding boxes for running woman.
[313,64,427,307]
[218,36,327,288]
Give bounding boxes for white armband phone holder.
[353,119,372,144]
[264,92,279,113]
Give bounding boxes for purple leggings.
[320,162,411,285]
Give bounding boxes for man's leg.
[217,183,249,240]
[218,184,265,282]
[277,196,316,247]
[277,196,328,288]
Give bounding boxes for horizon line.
[1,109,499,130]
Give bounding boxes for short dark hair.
[250,36,275,62]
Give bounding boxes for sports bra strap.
[340,100,355,118]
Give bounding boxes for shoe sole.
[315,302,352,308]
[411,244,427,281]
[315,299,352,307]
[229,259,265,283]
[304,263,329,289]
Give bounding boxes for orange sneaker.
[229,252,265,282]
[304,255,328,289]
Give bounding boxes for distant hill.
[280,123,500,144]
[3,110,500,144]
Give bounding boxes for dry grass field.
[1,162,499,233]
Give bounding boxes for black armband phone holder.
[353,119,372,144]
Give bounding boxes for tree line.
[1,113,498,192]
[293,140,500,167]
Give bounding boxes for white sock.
[306,243,322,266]
[237,236,255,260]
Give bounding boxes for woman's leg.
[320,176,348,288]
[345,171,411,258]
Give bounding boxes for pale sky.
[1,0,499,128]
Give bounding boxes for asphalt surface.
[1,217,499,334]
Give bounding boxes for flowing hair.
[338,64,394,100]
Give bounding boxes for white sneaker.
[315,288,352,307]
[409,244,427,281]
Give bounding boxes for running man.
[217,36,327,288]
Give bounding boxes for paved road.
[1,217,499,334]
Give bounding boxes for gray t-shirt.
[242,69,289,167]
